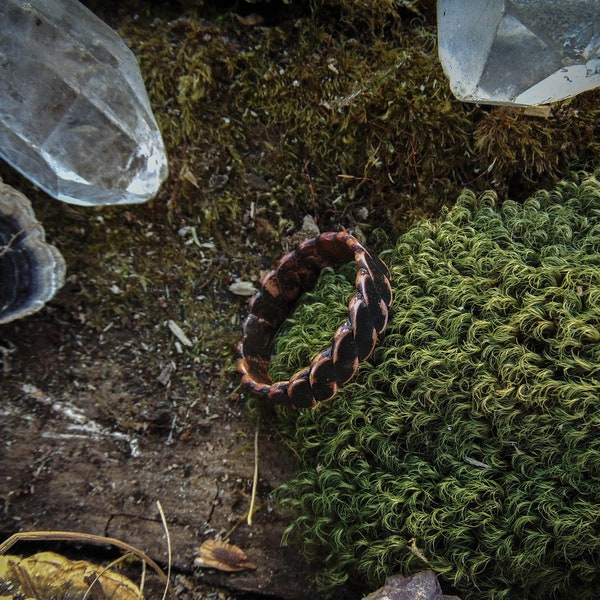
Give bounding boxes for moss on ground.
[264,171,600,598]
[42,0,598,346]
[116,0,600,247]
[4,1,600,595]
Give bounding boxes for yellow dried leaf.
[0,552,142,600]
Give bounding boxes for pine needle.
[247,421,260,526]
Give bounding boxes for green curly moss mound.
[270,171,600,599]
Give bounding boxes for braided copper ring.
[238,231,392,408]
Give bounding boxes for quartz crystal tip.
[0,0,168,206]
[438,0,600,106]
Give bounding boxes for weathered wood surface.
[0,314,359,599]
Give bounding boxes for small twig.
[247,422,260,526]
[156,500,172,600]
[303,161,318,223]
[139,560,147,600]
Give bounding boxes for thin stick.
[156,501,172,600]
[139,558,147,600]
[247,422,260,526]
[303,161,318,222]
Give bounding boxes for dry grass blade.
[247,423,260,526]
[156,500,172,600]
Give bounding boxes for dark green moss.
[115,2,600,250]
[267,171,600,599]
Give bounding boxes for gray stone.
[362,571,461,600]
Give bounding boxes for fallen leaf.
[193,539,257,572]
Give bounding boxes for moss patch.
[114,1,600,249]
[267,171,600,599]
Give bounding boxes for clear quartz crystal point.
[438,0,600,106]
[0,0,168,206]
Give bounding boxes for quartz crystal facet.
[438,0,600,106]
[0,0,168,206]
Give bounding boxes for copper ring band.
[238,231,392,408]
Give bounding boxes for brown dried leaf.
[193,540,257,572]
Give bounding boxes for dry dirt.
[0,191,363,600]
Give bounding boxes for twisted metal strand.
[238,231,393,408]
